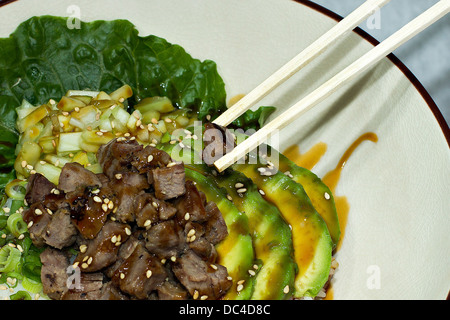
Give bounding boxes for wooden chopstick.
[214,0,450,172]
[213,0,392,127]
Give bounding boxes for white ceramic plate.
[0,0,448,300]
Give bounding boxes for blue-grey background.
[309,0,450,127]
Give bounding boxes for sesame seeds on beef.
[27,138,231,300]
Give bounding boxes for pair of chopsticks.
[213,0,450,172]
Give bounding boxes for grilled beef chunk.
[61,272,104,300]
[40,248,70,300]
[25,173,56,205]
[74,221,131,272]
[112,243,167,299]
[27,137,231,300]
[157,280,189,300]
[144,220,185,259]
[97,138,143,179]
[152,163,186,200]
[175,181,210,223]
[172,250,232,300]
[58,162,102,193]
[23,204,77,249]
[43,208,78,249]
[204,201,228,245]
[131,145,171,173]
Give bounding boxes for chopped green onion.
[22,276,43,294]
[4,180,27,200]
[0,246,21,273]
[9,290,32,300]
[6,213,28,238]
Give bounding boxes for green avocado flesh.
[162,142,333,299]
[234,163,333,298]
[270,147,341,249]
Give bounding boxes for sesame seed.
[200,295,208,300]
[151,118,158,124]
[253,264,259,270]
[227,195,233,201]
[136,119,142,127]
[193,290,199,300]
[2,207,10,213]
[101,204,108,212]
[283,285,290,294]
[189,235,196,242]
[115,173,123,180]
[34,208,43,215]
[187,229,196,237]
[227,276,233,281]
[17,245,23,253]
[147,155,154,163]
[74,107,80,112]
[144,220,151,228]
[146,270,152,278]
[324,192,330,200]
[108,202,114,210]
[83,256,89,262]
[26,164,33,170]
[91,188,100,194]
[81,263,89,269]
[80,245,87,253]
[257,167,266,173]
[237,279,245,285]
[164,118,172,123]
[236,188,247,194]
[237,284,244,292]
[120,273,125,279]
[124,132,131,137]
[27,221,33,228]
[248,270,256,276]
[235,182,244,188]
[111,235,117,243]
[210,264,218,270]
[72,262,80,269]
[147,124,155,132]
[152,201,159,208]
[96,131,103,136]
[206,115,211,121]
[258,189,265,196]
[125,227,131,236]
[184,212,190,221]
[170,256,176,262]
[179,142,185,148]
[104,198,109,204]
[93,196,102,203]
[87,257,93,265]
[167,161,178,167]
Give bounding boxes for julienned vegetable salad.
[0,16,339,300]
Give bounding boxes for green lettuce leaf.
[0,16,275,190]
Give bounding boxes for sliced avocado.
[212,169,296,300]
[274,148,340,248]
[161,143,296,300]
[184,168,255,300]
[234,163,333,298]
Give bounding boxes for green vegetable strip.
[6,212,28,237]
[4,180,27,200]
[9,291,32,300]
[21,276,43,294]
[0,246,21,273]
